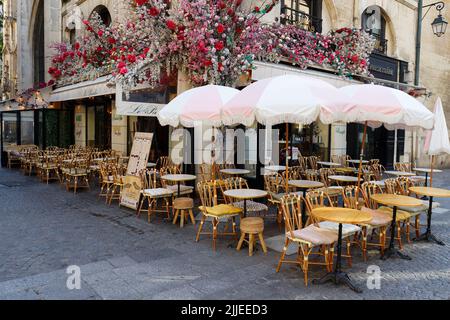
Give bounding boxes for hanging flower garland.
[49,0,375,89]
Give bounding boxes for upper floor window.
[91,5,112,26]
[362,6,387,55]
[280,0,323,33]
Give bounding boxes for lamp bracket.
[421,1,445,21]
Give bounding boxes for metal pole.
[415,0,423,86]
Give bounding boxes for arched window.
[362,6,387,55]
[33,0,45,85]
[281,0,323,33]
[91,5,112,26]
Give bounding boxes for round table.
[288,180,324,226]
[220,169,251,176]
[147,162,157,168]
[317,161,342,168]
[385,171,417,177]
[347,159,369,165]
[265,165,287,172]
[161,174,197,197]
[409,187,450,246]
[370,194,423,260]
[414,168,442,189]
[312,207,372,293]
[223,189,267,217]
[328,175,359,185]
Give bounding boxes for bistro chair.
[65,157,91,194]
[98,163,114,203]
[276,194,337,286]
[196,181,243,251]
[305,191,361,267]
[357,182,394,260]
[369,179,411,249]
[160,167,194,197]
[40,152,60,184]
[221,177,269,218]
[263,172,286,228]
[137,169,174,223]
[108,164,125,205]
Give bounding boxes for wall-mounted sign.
[369,53,400,82]
[116,83,167,117]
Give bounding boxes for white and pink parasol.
[158,85,240,128]
[320,84,435,130]
[222,74,348,127]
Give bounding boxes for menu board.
[120,132,153,210]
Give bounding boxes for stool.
[237,217,268,256]
[173,197,195,228]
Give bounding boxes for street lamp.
[431,13,448,37]
[415,1,447,86]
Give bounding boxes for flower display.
[49,0,375,89]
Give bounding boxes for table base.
[312,271,362,293]
[381,248,412,261]
[414,231,445,246]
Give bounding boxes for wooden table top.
[161,174,197,182]
[370,194,423,207]
[224,189,268,200]
[385,171,416,177]
[328,175,359,183]
[318,161,342,167]
[413,168,443,174]
[288,180,324,189]
[409,187,450,198]
[220,169,251,175]
[312,207,372,225]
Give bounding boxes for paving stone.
[1,167,450,299]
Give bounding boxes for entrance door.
[86,104,112,150]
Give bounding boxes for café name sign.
[116,84,166,117]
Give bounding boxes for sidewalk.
[0,167,449,300]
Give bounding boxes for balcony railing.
[280,5,322,33]
[370,33,388,55]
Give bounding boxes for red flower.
[108,37,116,45]
[254,6,260,13]
[351,54,359,63]
[217,24,225,34]
[135,0,147,6]
[74,42,80,50]
[98,30,104,37]
[119,67,128,75]
[117,62,127,69]
[215,41,224,51]
[203,59,212,67]
[148,7,159,16]
[127,54,137,63]
[166,20,177,31]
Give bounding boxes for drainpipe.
[415,0,423,86]
[414,0,424,164]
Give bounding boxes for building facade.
[1,0,449,171]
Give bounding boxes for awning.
[253,61,361,88]
[49,76,115,102]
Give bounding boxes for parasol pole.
[357,122,368,190]
[285,123,289,193]
[430,155,435,187]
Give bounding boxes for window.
[33,0,45,85]
[281,0,323,33]
[91,5,112,26]
[362,6,388,55]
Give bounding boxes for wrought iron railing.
[370,33,388,55]
[280,5,322,33]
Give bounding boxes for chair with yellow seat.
[196,181,243,251]
[276,194,337,286]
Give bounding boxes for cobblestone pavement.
[0,167,449,300]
